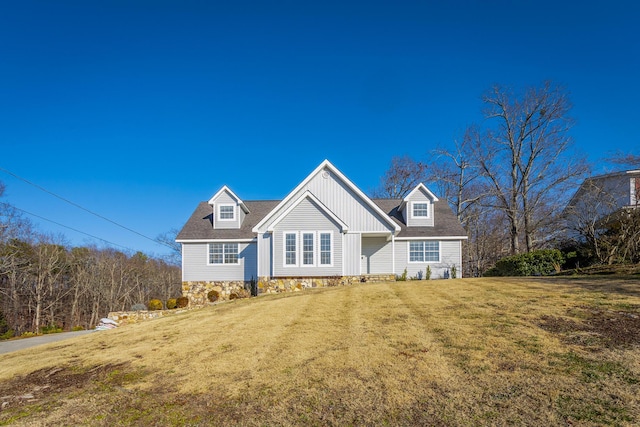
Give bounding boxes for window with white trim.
[285,233,297,266]
[302,233,315,265]
[218,204,235,221]
[283,231,333,267]
[412,202,429,218]
[209,243,239,264]
[408,241,439,262]
[320,232,332,265]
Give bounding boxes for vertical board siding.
[213,191,241,229]
[182,242,256,281]
[257,233,272,277]
[361,237,393,274]
[343,233,361,275]
[395,240,462,279]
[272,197,342,276]
[259,168,394,233]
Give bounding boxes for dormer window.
[218,204,235,221]
[412,202,429,218]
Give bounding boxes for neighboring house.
[176,160,467,302]
[564,169,640,238]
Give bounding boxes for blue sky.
[1,0,638,258]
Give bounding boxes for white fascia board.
[400,183,439,210]
[395,235,468,240]
[266,190,349,233]
[253,159,400,233]
[253,160,330,232]
[208,185,250,214]
[176,238,257,243]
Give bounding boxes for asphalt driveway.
[0,330,95,355]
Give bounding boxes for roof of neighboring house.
[372,199,467,238]
[177,197,467,241]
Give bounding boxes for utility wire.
[0,166,175,250]
[1,202,135,252]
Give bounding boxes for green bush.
[0,330,14,340]
[426,265,431,280]
[40,324,63,334]
[131,303,147,311]
[176,296,189,308]
[207,290,220,302]
[396,268,408,281]
[484,249,565,277]
[71,325,85,331]
[147,299,163,310]
[166,298,178,309]
[451,265,457,279]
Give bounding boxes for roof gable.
[253,160,400,233]
[400,183,439,210]
[267,190,349,232]
[208,185,249,214]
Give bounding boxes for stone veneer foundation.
[182,274,396,305]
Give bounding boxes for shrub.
[484,249,565,277]
[229,289,250,300]
[0,330,14,340]
[176,296,189,308]
[21,331,37,338]
[207,290,220,302]
[71,326,84,331]
[451,265,457,279]
[131,303,146,311]
[396,268,408,281]
[148,299,163,310]
[426,265,431,280]
[166,298,177,309]
[40,325,63,334]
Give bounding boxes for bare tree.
[372,156,428,198]
[156,228,182,266]
[472,81,587,254]
[430,129,485,224]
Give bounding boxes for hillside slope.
[1,278,639,426]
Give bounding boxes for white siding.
[361,236,393,274]
[212,191,241,229]
[272,197,342,276]
[395,239,462,279]
[259,167,394,234]
[404,188,435,227]
[182,242,257,281]
[343,233,361,275]
[257,233,272,277]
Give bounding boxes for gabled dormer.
[399,183,439,227]
[208,185,250,229]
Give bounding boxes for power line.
[1,202,136,252]
[0,166,175,250]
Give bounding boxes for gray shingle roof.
[176,200,279,240]
[372,199,467,238]
[177,198,467,241]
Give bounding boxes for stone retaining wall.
[107,308,193,326]
[182,274,396,304]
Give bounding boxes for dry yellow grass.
[0,276,639,426]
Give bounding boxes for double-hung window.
[320,232,332,265]
[209,243,239,264]
[412,202,429,218]
[283,231,333,267]
[302,233,315,265]
[218,204,235,221]
[285,233,297,266]
[409,241,439,263]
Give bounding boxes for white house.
[177,160,467,301]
